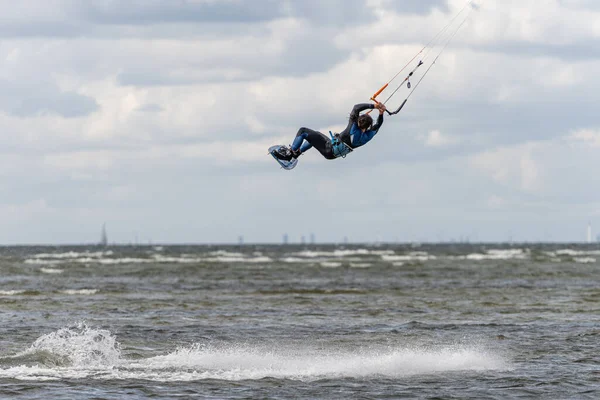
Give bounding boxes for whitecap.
[320,262,342,268]
[574,257,596,264]
[60,289,98,295]
[32,251,113,259]
[0,290,25,296]
[41,268,64,274]
[350,263,372,268]
[463,249,528,261]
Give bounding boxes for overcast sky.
[1,0,600,244]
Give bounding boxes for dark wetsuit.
[291,103,384,160]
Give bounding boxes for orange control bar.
[370,83,388,102]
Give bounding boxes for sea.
[0,244,598,399]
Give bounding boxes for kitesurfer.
[273,102,387,161]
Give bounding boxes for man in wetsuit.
[273,102,387,161]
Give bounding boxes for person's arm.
[340,103,375,136]
[371,108,385,133]
[349,103,375,122]
[364,104,385,141]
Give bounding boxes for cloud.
[0,80,99,118]
[79,0,285,25]
[418,129,459,147]
[469,143,543,193]
[567,129,600,147]
[1,1,600,243]
[135,103,164,113]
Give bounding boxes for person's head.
[357,114,373,131]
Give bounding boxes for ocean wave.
[462,249,528,261]
[203,256,272,264]
[281,257,316,263]
[320,262,342,268]
[574,257,596,264]
[40,268,64,274]
[381,252,435,262]
[60,289,98,295]
[292,249,393,258]
[2,325,508,382]
[12,322,120,368]
[208,250,245,257]
[31,251,114,259]
[350,263,372,268]
[25,259,63,265]
[549,249,600,257]
[0,290,25,296]
[25,254,272,265]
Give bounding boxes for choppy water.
[1,244,599,399]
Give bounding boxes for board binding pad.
[269,145,298,170]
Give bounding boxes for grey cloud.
[0,0,453,44]
[0,0,392,39]
[0,22,86,38]
[78,0,284,25]
[0,1,284,39]
[136,103,164,113]
[80,0,381,27]
[79,0,443,27]
[558,0,600,10]
[117,33,349,87]
[0,81,99,118]
[473,42,600,62]
[12,92,98,119]
[385,0,449,15]
[282,0,377,25]
[117,71,192,87]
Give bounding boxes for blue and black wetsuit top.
[339,103,385,149]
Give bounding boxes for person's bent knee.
[296,127,310,137]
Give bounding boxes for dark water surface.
[0,244,599,399]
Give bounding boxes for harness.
[329,131,353,158]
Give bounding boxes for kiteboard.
[268,145,298,170]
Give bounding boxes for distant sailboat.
[101,223,108,247]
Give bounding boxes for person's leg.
[291,128,310,152]
[294,127,335,159]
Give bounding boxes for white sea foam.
[131,344,507,381]
[203,256,272,263]
[32,251,114,259]
[14,322,120,368]
[26,254,272,265]
[60,289,98,295]
[550,249,600,257]
[574,257,596,264]
[381,252,435,262]
[350,263,372,268]
[292,249,388,258]
[281,257,316,263]
[463,249,528,261]
[25,259,63,265]
[2,325,509,382]
[40,268,64,274]
[209,250,245,257]
[0,290,25,296]
[320,262,342,268]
